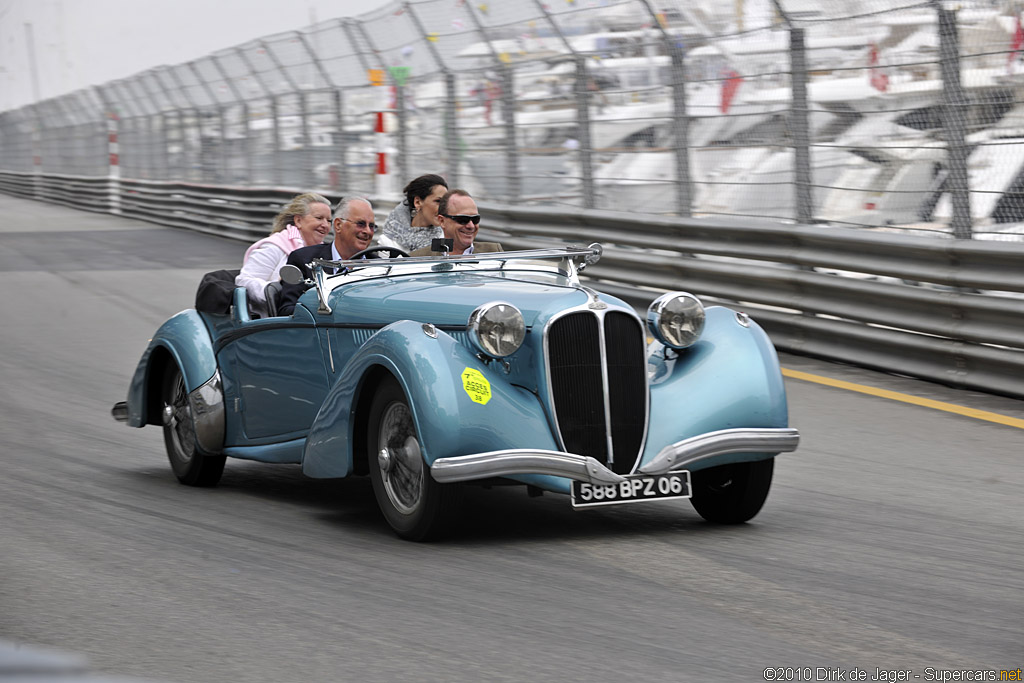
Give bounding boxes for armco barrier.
[3,171,1024,399]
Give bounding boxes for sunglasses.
[342,218,377,230]
[442,213,481,226]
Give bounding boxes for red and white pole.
[108,112,121,214]
[374,109,388,197]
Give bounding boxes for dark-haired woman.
[378,173,448,252]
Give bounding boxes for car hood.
[318,270,594,328]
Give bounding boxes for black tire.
[689,458,774,524]
[161,363,226,487]
[367,375,461,541]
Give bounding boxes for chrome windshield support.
[311,263,332,315]
[638,428,801,475]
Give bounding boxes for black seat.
[264,280,283,317]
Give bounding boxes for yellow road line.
[781,367,1024,430]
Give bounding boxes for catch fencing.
[4,0,1024,237]
[4,168,1024,399]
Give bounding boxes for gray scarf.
[381,202,443,252]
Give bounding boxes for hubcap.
[377,402,424,514]
[378,448,392,474]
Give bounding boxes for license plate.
[571,471,691,508]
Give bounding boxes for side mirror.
[280,264,304,285]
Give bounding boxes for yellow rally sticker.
[461,368,491,405]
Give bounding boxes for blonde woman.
[236,192,332,317]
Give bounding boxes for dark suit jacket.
[277,243,335,316]
[409,241,503,257]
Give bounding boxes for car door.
[217,306,331,441]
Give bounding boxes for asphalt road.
[1,194,1021,682]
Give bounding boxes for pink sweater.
[243,224,307,264]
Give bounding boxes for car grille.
[546,310,647,474]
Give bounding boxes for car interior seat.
[264,280,283,317]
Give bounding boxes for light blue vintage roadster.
[112,245,799,540]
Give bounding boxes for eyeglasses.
[342,218,377,230]
[441,213,481,226]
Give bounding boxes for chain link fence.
[3,0,1024,238]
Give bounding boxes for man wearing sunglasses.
[410,189,502,257]
[277,196,377,316]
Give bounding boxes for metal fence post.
[154,112,165,180]
[463,2,518,203]
[790,26,814,224]
[299,92,313,189]
[445,72,459,186]
[239,102,251,184]
[669,45,692,217]
[270,96,281,186]
[638,0,692,217]
[30,108,42,198]
[175,110,185,180]
[403,1,457,185]
[332,90,347,193]
[500,63,520,202]
[575,56,595,209]
[938,7,972,239]
[395,82,408,189]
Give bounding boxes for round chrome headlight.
[647,292,705,349]
[468,302,526,358]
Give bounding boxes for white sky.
[0,0,390,110]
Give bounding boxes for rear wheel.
[689,458,774,524]
[367,376,460,541]
[161,363,226,487]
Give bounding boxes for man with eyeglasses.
[277,196,377,316]
[410,189,502,257]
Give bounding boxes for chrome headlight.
[467,302,525,358]
[647,292,705,349]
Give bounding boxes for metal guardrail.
[4,170,1024,398]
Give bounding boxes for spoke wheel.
[368,375,460,541]
[689,458,774,524]
[161,363,225,487]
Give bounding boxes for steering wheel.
[350,246,410,260]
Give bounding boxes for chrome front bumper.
[430,427,801,485]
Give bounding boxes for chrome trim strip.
[430,428,800,485]
[638,428,801,475]
[431,450,627,486]
[188,370,225,454]
[596,310,615,465]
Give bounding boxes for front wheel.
[161,363,226,487]
[689,458,774,524]
[367,375,461,541]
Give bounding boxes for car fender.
[642,305,790,471]
[302,320,559,479]
[123,309,219,430]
